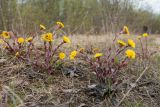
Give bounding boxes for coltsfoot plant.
[0,21,77,74]
[78,26,136,84]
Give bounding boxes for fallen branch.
[116,67,149,107]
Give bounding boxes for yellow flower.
[70,51,77,60]
[79,48,85,53]
[117,40,127,47]
[56,21,64,28]
[125,49,136,59]
[123,26,130,35]
[15,52,20,57]
[2,31,10,39]
[94,53,103,58]
[128,39,135,48]
[17,37,25,44]
[63,36,71,43]
[93,48,99,53]
[3,45,9,49]
[0,39,4,44]
[137,36,142,40]
[40,24,46,30]
[25,37,33,42]
[59,52,66,60]
[41,33,53,42]
[142,33,149,37]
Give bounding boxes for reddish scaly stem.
[115,46,128,57]
[145,37,148,57]
[51,41,64,57]
[113,33,119,42]
[45,42,53,69]
[3,39,15,52]
[44,42,47,62]
[26,42,33,58]
[48,41,64,65]
[139,39,144,59]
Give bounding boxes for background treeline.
[0,0,160,34]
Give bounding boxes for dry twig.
[116,67,149,107]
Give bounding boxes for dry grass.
[0,34,160,107]
[70,34,114,47]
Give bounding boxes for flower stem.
[140,39,144,58]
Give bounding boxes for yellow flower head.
[79,48,85,53]
[0,39,4,44]
[41,33,53,42]
[70,50,77,60]
[123,26,130,35]
[3,45,9,49]
[59,52,66,60]
[128,39,135,48]
[17,37,25,44]
[117,40,127,47]
[56,21,64,28]
[40,24,46,30]
[125,49,136,59]
[142,33,149,37]
[93,48,99,53]
[137,36,142,40]
[15,52,20,57]
[63,36,71,43]
[25,37,33,42]
[94,53,103,58]
[2,31,10,39]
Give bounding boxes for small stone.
[0,59,7,64]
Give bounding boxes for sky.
[140,0,160,13]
